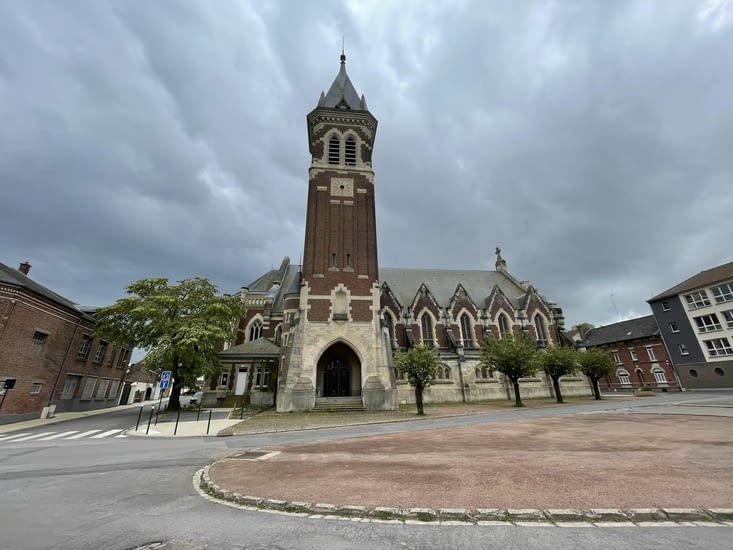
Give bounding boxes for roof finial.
[495,246,507,271]
[340,36,346,64]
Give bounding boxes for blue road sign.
[160,370,171,381]
[159,380,170,389]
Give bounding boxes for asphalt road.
[0,392,731,550]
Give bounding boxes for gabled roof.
[378,267,527,309]
[648,260,733,302]
[219,338,281,360]
[581,315,659,347]
[318,54,367,110]
[0,261,92,319]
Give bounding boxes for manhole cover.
[230,450,278,461]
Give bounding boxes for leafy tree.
[93,277,243,410]
[480,334,538,407]
[578,347,614,400]
[394,345,440,415]
[539,345,578,403]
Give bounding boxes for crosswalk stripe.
[65,430,102,439]
[38,431,80,441]
[8,432,55,442]
[0,433,32,441]
[114,434,127,438]
[91,429,123,439]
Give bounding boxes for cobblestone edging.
[195,465,733,527]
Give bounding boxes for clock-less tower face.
[301,56,378,322]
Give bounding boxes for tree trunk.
[591,376,602,400]
[168,362,182,411]
[414,384,425,415]
[552,375,563,403]
[512,379,523,407]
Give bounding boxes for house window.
[254,366,271,389]
[460,313,474,348]
[61,377,78,399]
[629,349,638,361]
[711,282,733,304]
[30,383,43,395]
[249,321,263,341]
[689,369,699,378]
[612,352,622,365]
[617,370,631,385]
[219,372,229,387]
[497,314,510,337]
[436,364,451,380]
[421,314,434,348]
[678,343,690,356]
[661,300,671,311]
[81,377,98,399]
[32,330,48,344]
[646,346,657,361]
[328,136,340,164]
[704,338,733,357]
[344,136,356,165]
[534,315,548,346]
[669,322,679,333]
[93,341,108,364]
[653,368,667,384]
[346,253,351,267]
[95,378,110,398]
[331,253,337,267]
[117,348,130,368]
[77,335,92,359]
[694,313,722,333]
[714,367,725,376]
[685,290,711,310]
[109,379,120,399]
[721,309,733,329]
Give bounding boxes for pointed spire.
[318,51,364,110]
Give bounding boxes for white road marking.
[6,432,55,442]
[91,429,123,438]
[0,433,31,441]
[38,431,80,440]
[65,430,102,439]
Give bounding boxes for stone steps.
[313,397,365,412]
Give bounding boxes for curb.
[195,464,733,527]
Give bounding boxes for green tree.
[578,347,614,400]
[539,345,578,403]
[394,345,440,415]
[480,334,538,407]
[93,277,243,410]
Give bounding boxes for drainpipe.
[48,317,82,407]
[456,344,466,402]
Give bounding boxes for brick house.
[580,315,681,393]
[215,54,591,411]
[0,261,131,423]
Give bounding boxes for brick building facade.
[0,261,131,423]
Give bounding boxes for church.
[214,54,590,411]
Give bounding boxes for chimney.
[18,261,31,275]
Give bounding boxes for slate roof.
[0,261,92,319]
[378,267,527,309]
[219,338,281,360]
[581,315,660,347]
[648,260,733,302]
[318,54,367,110]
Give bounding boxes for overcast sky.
[2,0,732,335]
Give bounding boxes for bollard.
[135,406,143,431]
[173,408,181,436]
[146,406,155,435]
[206,409,212,435]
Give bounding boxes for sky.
[2,0,732,337]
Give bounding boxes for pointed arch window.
[328,136,340,164]
[249,320,263,341]
[384,311,396,348]
[498,314,510,337]
[344,136,356,165]
[274,324,282,345]
[534,315,548,347]
[421,314,435,348]
[460,313,474,348]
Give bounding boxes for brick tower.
[276,54,396,411]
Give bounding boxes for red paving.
[208,413,733,510]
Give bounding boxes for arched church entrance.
[317,342,361,397]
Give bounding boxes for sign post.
[156,370,171,424]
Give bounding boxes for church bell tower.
[276,53,395,412]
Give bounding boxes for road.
[0,392,731,549]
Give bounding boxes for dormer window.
[328,136,340,164]
[344,137,356,165]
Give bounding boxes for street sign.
[160,370,171,381]
[159,380,170,389]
